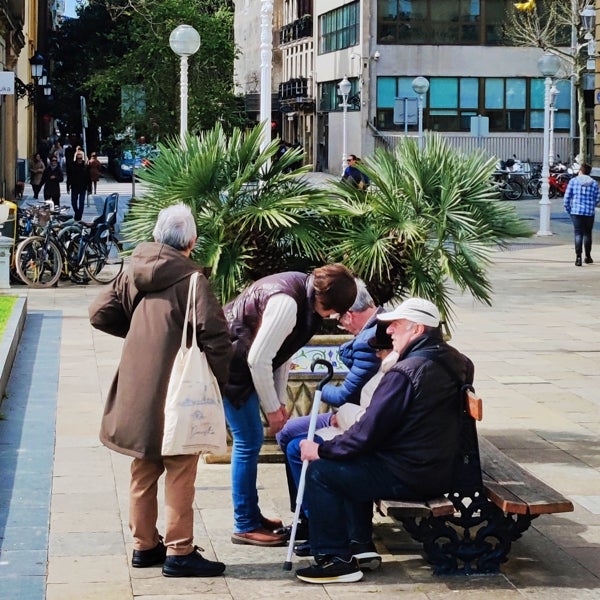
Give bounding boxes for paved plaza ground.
[0,186,599,598]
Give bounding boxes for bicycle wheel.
[15,236,63,288]
[57,225,86,282]
[85,236,124,284]
[502,181,523,201]
[527,178,542,199]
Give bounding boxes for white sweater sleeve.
[247,294,297,414]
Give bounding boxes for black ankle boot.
[575,256,582,266]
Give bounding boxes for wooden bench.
[376,391,574,575]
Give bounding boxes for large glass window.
[376,75,571,132]
[319,78,361,112]
[319,2,359,54]
[377,0,512,45]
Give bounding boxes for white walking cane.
[283,358,334,571]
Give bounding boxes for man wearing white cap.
[295,297,474,584]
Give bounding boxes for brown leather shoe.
[260,514,284,531]
[231,527,287,547]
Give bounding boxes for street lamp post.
[338,76,351,175]
[169,24,201,143]
[260,0,274,154]
[411,76,429,149]
[537,53,561,237]
[548,84,559,167]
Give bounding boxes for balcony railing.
[279,15,313,45]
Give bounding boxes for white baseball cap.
[377,298,440,328]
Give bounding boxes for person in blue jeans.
[276,281,381,538]
[222,265,357,547]
[285,324,395,571]
[295,298,474,584]
[563,163,600,266]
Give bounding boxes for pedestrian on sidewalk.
[29,153,46,200]
[89,203,233,578]
[563,163,600,266]
[68,151,90,220]
[223,264,357,547]
[88,151,102,194]
[295,298,474,584]
[42,156,63,207]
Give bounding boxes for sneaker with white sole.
[350,541,382,571]
[296,556,363,584]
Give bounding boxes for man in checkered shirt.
[564,163,600,266]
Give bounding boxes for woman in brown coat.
[87,152,102,194]
[89,203,233,578]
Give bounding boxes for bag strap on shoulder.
[181,272,199,350]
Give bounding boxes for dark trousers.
[71,188,86,220]
[305,455,419,557]
[32,183,43,199]
[570,214,595,258]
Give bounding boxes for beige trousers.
[129,454,200,556]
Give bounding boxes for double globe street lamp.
[537,52,561,237]
[169,25,201,143]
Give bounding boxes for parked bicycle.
[492,170,524,200]
[14,194,123,288]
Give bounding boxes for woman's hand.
[266,405,288,435]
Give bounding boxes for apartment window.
[377,0,512,45]
[319,79,360,112]
[319,2,359,54]
[376,76,571,132]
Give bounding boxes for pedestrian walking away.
[69,151,90,220]
[223,265,357,547]
[88,152,102,194]
[88,203,233,578]
[563,163,600,266]
[42,156,63,207]
[295,298,474,584]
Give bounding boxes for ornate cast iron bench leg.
[399,491,535,575]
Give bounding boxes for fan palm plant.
[326,133,532,322]
[122,123,334,303]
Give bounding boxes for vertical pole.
[260,0,274,154]
[549,88,557,167]
[417,94,424,150]
[570,0,577,159]
[180,55,188,144]
[342,99,348,175]
[404,98,408,135]
[538,76,553,236]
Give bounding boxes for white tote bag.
[161,272,227,456]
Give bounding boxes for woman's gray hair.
[152,203,197,250]
[349,279,375,312]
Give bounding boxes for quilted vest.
[223,272,322,407]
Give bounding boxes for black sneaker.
[350,541,382,571]
[132,539,167,568]
[296,556,363,584]
[162,546,226,578]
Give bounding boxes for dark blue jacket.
[320,312,381,407]
[318,330,474,497]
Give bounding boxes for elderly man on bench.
[295,297,474,584]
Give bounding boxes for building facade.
[235,0,596,174]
